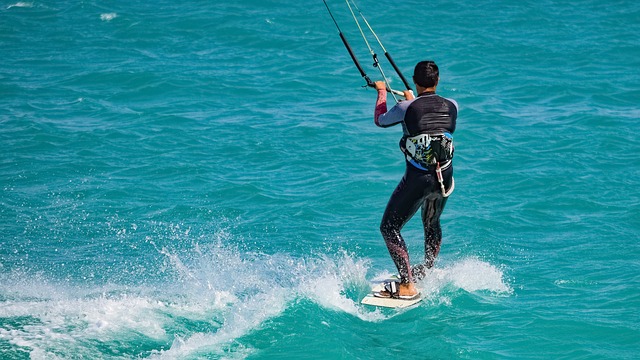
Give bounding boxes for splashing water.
[0,235,510,359]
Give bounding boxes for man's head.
[413,60,439,88]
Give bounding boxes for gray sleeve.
[377,99,412,128]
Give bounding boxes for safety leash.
[436,162,455,197]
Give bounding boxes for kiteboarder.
[373,60,457,299]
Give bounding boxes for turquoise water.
[1,0,639,358]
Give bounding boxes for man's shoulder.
[396,97,417,110]
[444,97,458,110]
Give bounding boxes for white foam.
[7,2,33,9]
[150,290,283,359]
[416,257,512,304]
[0,291,185,358]
[149,245,393,357]
[142,242,294,358]
[447,257,511,293]
[0,270,235,358]
[100,13,117,22]
[298,254,387,322]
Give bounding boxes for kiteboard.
[360,276,422,309]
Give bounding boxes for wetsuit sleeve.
[374,90,409,128]
[374,89,389,126]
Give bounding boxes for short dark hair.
[413,61,439,88]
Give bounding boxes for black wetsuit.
[375,91,458,283]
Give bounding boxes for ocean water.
[1,0,639,358]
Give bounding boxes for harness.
[401,132,455,197]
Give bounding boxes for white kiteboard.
[360,277,422,309]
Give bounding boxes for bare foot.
[376,281,419,299]
[398,282,418,297]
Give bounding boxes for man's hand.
[403,90,415,100]
[374,81,387,91]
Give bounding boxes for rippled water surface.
[1,0,639,358]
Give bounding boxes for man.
[373,60,457,299]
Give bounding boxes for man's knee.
[380,216,399,235]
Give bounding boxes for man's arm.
[373,81,414,128]
[374,85,389,127]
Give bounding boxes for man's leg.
[422,195,447,267]
[409,195,446,281]
[380,170,424,285]
[412,166,453,280]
